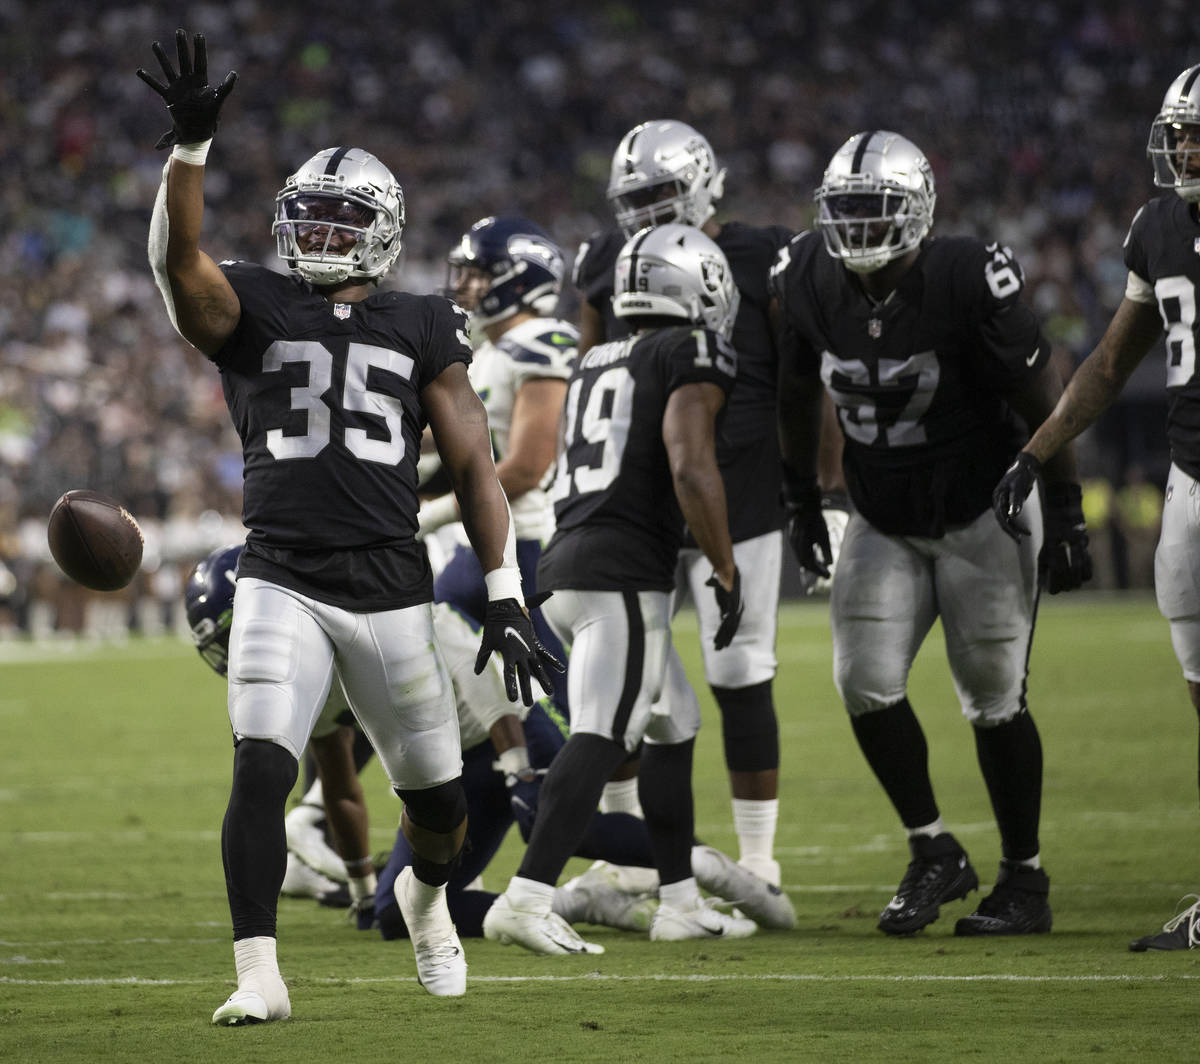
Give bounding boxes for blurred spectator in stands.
[1115,466,1164,590]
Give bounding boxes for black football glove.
[136,29,238,150]
[473,597,565,706]
[705,566,744,650]
[993,451,1041,539]
[781,476,833,579]
[1040,481,1093,594]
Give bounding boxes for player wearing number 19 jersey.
[993,64,1200,952]
[772,130,1090,940]
[483,224,758,952]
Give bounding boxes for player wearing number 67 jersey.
[483,224,758,953]
[993,64,1200,953]
[770,130,1090,940]
[139,29,560,1021]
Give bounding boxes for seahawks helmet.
[607,120,726,237]
[184,543,242,677]
[273,147,405,286]
[446,216,565,327]
[1148,64,1200,204]
[815,131,936,273]
[612,223,740,339]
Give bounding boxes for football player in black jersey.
[483,224,761,952]
[773,130,1092,939]
[994,63,1200,951]
[567,119,820,889]
[138,30,560,1020]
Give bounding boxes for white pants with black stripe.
[542,587,702,752]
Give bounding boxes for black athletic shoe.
[878,833,979,935]
[954,861,1052,936]
[1129,896,1200,952]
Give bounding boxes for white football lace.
[1161,894,1200,947]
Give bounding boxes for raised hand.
[136,29,237,150]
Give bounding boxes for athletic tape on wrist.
[484,566,523,602]
[171,139,212,165]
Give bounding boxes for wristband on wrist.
[171,139,212,165]
[484,566,523,602]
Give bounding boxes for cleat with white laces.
[650,898,758,941]
[1130,895,1200,952]
[280,851,350,908]
[553,877,657,931]
[284,803,348,883]
[691,845,796,929]
[483,892,605,954]
[394,867,467,996]
[211,980,291,1026]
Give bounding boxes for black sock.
[713,681,779,772]
[974,711,1043,862]
[638,739,696,884]
[516,733,628,885]
[222,739,299,940]
[849,699,939,829]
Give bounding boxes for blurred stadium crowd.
[2,0,1197,636]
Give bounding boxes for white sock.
[905,818,945,840]
[1009,854,1040,870]
[731,798,778,863]
[659,877,703,912]
[507,876,556,914]
[599,778,643,817]
[349,871,378,904]
[233,936,281,989]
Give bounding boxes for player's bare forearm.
[1024,299,1162,465]
[165,159,239,352]
[497,378,566,501]
[1006,359,1079,485]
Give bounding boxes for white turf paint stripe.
[4,973,1200,987]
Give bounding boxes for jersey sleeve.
[496,320,578,389]
[958,239,1050,387]
[1122,204,1154,292]
[417,295,474,389]
[768,234,823,376]
[663,327,738,396]
[214,261,290,369]
[571,230,622,312]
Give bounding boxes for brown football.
[47,490,144,592]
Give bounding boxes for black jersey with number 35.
[537,325,736,592]
[1123,194,1200,479]
[771,231,1050,537]
[210,261,472,610]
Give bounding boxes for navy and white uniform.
[538,325,736,749]
[1123,196,1200,679]
[214,261,470,789]
[771,233,1048,722]
[572,222,790,687]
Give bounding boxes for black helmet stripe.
[623,227,656,292]
[324,146,352,175]
[1180,65,1200,102]
[851,131,879,173]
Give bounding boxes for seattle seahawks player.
[772,130,1091,938]
[994,64,1200,951]
[138,29,560,1021]
[568,119,820,887]
[484,224,759,953]
[419,216,575,715]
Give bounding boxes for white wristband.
[485,567,523,602]
[171,139,212,166]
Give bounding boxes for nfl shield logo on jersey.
[333,303,351,320]
[868,317,882,339]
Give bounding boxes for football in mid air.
[47,490,144,592]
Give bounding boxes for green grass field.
[3,594,1199,1062]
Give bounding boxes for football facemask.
[273,147,405,285]
[1148,64,1200,203]
[815,130,935,273]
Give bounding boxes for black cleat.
[1130,896,1200,952]
[955,861,1052,936]
[878,833,978,935]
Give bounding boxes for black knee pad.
[232,738,299,805]
[714,681,779,772]
[396,778,468,834]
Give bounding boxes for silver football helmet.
[607,120,726,237]
[1148,64,1200,204]
[612,223,740,339]
[814,131,936,273]
[273,147,405,285]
